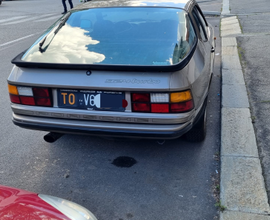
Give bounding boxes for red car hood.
[0,185,70,220]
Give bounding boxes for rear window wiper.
[39,12,71,53]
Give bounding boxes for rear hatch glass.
[22,7,196,66]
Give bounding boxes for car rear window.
[22,7,196,66]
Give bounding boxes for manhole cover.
[112,156,137,168]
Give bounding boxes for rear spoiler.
[11,41,197,72]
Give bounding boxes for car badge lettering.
[105,78,160,84]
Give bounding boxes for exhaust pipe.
[44,132,63,143]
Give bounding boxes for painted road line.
[0,34,35,47]
[0,16,28,24]
[35,15,61,22]
[2,14,55,25]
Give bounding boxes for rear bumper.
[13,113,192,139]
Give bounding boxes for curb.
[220,0,270,219]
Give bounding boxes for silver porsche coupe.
[7,0,215,142]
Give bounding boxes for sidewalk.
[220,0,270,219]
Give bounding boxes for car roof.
[73,0,196,12]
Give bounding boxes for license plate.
[58,89,125,112]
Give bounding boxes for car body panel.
[11,103,194,124]
[8,68,175,91]
[13,113,193,139]
[7,0,215,140]
[0,185,70,220]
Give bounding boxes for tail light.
[132,93,150,102]
[8,84,52,107]
[132,103,150,112]
[131,90,194,113]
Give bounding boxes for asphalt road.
[0,1,221,219]
[233,0,270,202]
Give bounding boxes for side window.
[195,6,208,36]
[192,8,207,41]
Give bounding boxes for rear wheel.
[184,101,207,142]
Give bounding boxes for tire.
[184,100,207,142]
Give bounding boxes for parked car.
[0,185,98,220]
[7,0,215,142]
